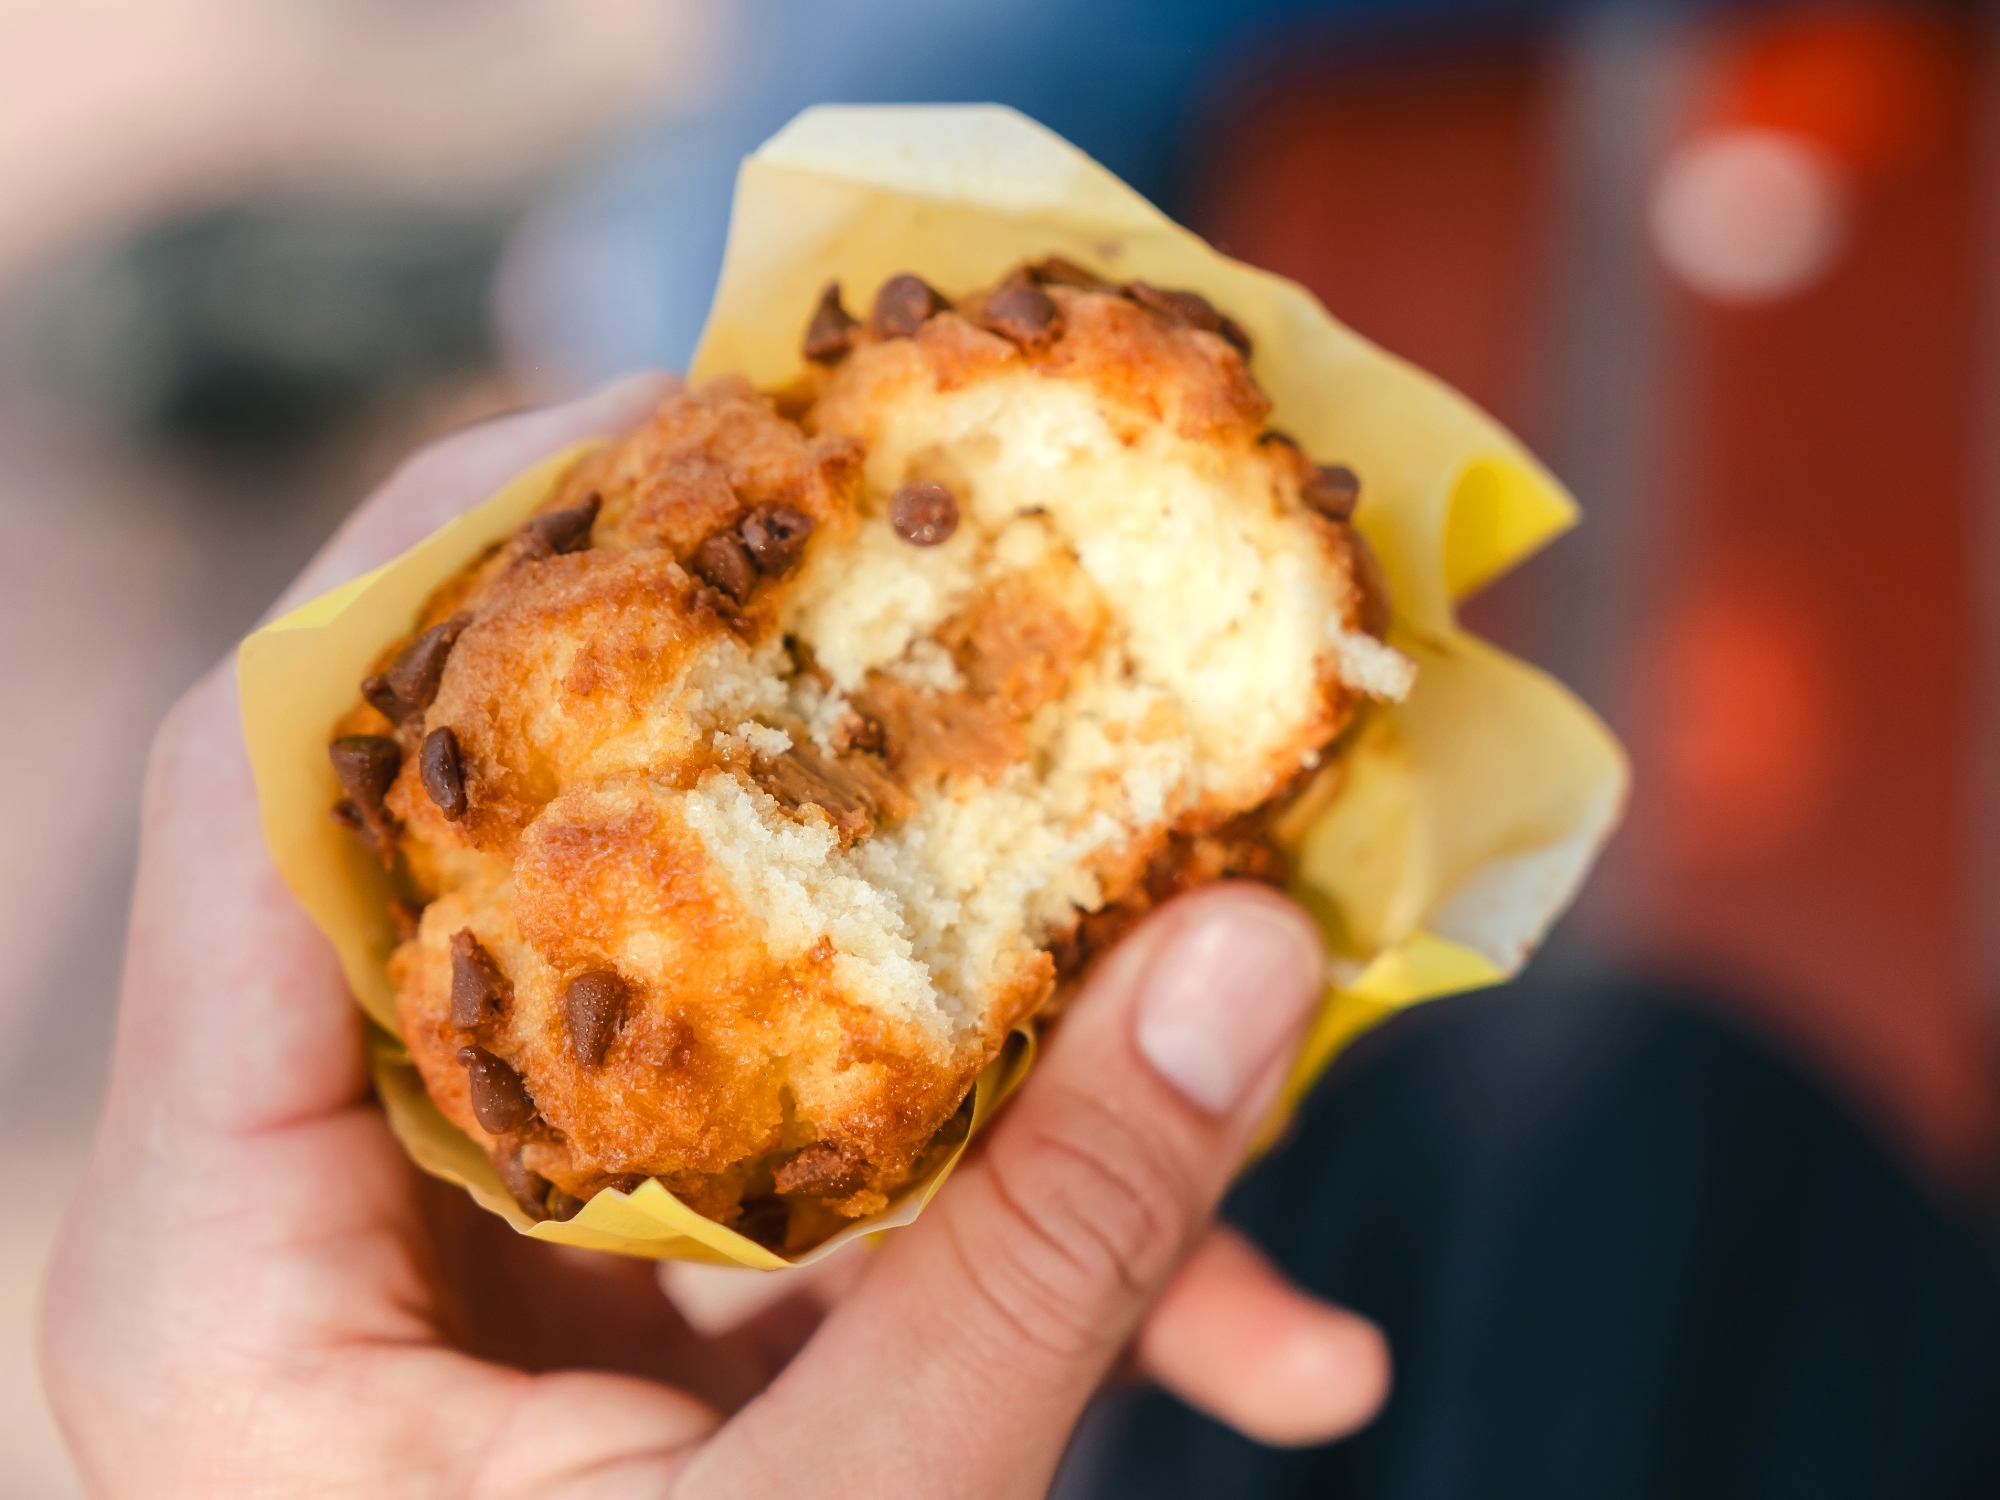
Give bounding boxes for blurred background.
[6,0,2000,1494]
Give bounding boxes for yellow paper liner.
[239,105,1628,1266]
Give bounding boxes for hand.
[38,376,1390,1498]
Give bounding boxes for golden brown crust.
[399,779,974,1217]
[388,551,715,859]
[807,286,1270,454]
[1036,286,1271,440]
[928,280,1272,441]
[343,265,1394,1250]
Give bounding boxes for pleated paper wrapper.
[238,105,1628,1270]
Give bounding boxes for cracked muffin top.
[328,260,1412,1253]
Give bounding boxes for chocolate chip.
[1123,280,1224,334]
[1218,315,1254,359]
[1257,429,1302,454]
[458,1045,536,1134]
[359,613,472,724]
[1350,531,1393,639]
[385,614,471,716]
[691,584,753,635]
[520,492,601,558]
[545,1188,587,1222]
[1302,464,1361,523]
[870,274,949,339]
[755,742,894,843]
[1027,256,1106,289]
[693,530,757,602]
[492,1144,551,1221]
[360,674,406,724]
[420,726,467,820]
[562,970,628,1069]
[739,507,814,575]
[841,715,886,755]
[331,797,392,864]
[329,736,400,819]
[1049,921,1084,978]
[589,1172,647,1196]
[450,929,510,1030]
[735,1195,791,1249]
[977,279,1064,352]
[774,1140,867,1197]
[888,479,959,546]
[390,898,423,944]
[803,281,859,362]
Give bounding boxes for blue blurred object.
[497,0,1561,388]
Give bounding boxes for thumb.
[682,885,1326,1499]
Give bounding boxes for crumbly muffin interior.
[331,261,1412,1251]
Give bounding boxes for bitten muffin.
[328,260,1414,1251]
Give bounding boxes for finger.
[684,885,1327,1498]
[466,1370,721,1498]
[415,1175,782,1408]
[47,377,700,1498]
[650,1248,872,1408]
[275,368,678,613]
[109,376,679,1142]
[1135,1223,1390,1447]
[105,662,366,1138]
[704,1248,873,1392]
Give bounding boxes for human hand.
[39,376,1390,1498]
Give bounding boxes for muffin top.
[331,261,1411,1250]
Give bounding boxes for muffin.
[327,260,1414,1251]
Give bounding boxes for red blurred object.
[1196,6,2000,1182]
[1191,38,1552,433]
[1643,581,1834,870]
[1633,5,1997,1177]
[1715,4,1954,179]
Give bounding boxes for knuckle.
[966,1087,1203,1359]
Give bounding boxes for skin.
[38,373,1390,1498]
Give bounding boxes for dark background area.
[1067,975,2000,1498]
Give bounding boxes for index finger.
[115,373,679,1140]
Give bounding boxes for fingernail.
[1134,901,1325,1115]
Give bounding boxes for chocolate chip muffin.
[328,261,1413,1252]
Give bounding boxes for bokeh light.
[1648,126,1847,303]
